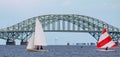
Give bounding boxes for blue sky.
[0,0,120,45]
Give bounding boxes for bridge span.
[0,14,120,45]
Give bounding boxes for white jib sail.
[26,32,35,50]
[34,18,47,46]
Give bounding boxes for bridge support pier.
[6,39,15,45]
[20,40,27,45]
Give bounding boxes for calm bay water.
[0,45,119,57]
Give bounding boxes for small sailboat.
[96,28,118,52]
[26,18,48,52]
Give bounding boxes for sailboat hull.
[96,49,116,52]
[27,49,48,52]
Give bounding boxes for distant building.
[90,43,95,46]
[76,43,86,46]
[67,43,70,46]
[76,43,95,46]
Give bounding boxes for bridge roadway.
[0,30,119,32]
[0,30,120,45]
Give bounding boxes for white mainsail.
[26,32,35,49]
[34,18,47,46]
[26,18,47,50]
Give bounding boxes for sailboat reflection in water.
[26,18,48,52]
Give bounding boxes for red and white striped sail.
[96,28,117,48]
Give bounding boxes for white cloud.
[111,4,120,10]
[62,0,72,6]
[102,2,120,10]
[0,0,46,9]
[103,3,108,6]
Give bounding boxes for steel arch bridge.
[0,14,120,45]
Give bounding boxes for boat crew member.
[36,45,40,50]
[105,47,108,50]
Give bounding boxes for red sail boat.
[96,28,118,52]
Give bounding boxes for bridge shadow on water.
[0,45,120,57]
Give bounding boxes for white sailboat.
[26,18,48,52]
[96,28,118,52]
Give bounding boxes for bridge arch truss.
[0,14,120,44]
